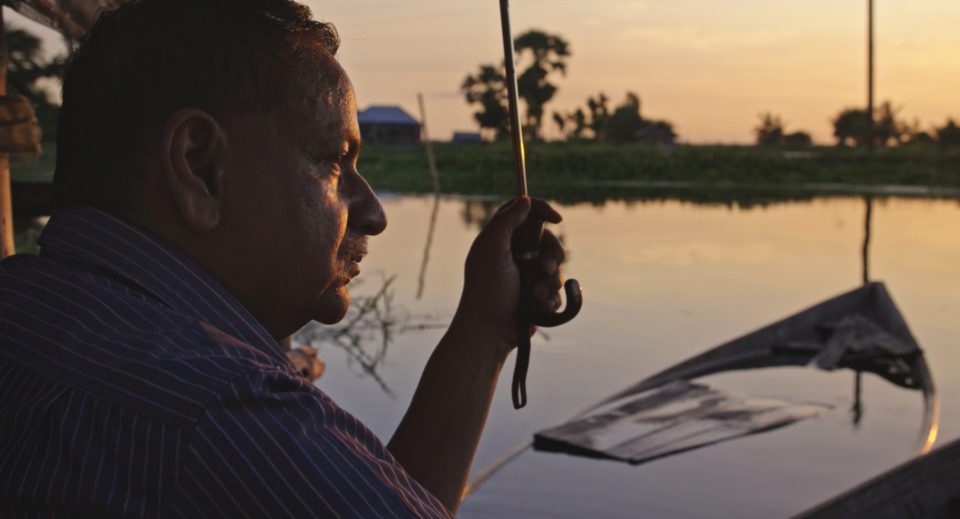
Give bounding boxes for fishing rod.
[498,0,583,409]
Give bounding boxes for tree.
[568,108,588,140]
[832,108,871,147]
[905,131,935,146]
[460,64,509,141]
[901,118,935,147]
[585,92,610,140]
[514,30,570,141]
[555,107,588,140]
[754,113,785,147]
[606,92,644,143]
[5,26,66,142]
[783,131,813,147]
[556,91,676,144]
[831,101,904,148]
[936,119,960,149]
[874,101,905,146]
[551,111,565,136]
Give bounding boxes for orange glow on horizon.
[7,1,959,144]
[318,0,960,144]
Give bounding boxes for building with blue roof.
[357,105,421,145]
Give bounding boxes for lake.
[293,191,960,517]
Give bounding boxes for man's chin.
[312,285,350,325]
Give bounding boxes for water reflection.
[416,193,440,300]
[862,196,873,285]
[852,371,864,427]
[319,193,958,517]
[295,274,445,395]
[450,187,959,232]
[460,198,500,229]
[530,183,960,211]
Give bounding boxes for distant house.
[633,121,677,146]
[357,105,420,145]
[452,132,483,144]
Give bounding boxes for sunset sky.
[10,0,960,144]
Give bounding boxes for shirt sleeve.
[170,367,452,519]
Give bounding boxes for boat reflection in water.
[533,282,939,465]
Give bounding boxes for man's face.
[221,58,386,333]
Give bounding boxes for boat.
[533,282,938,465]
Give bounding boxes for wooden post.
[416,93,440,193]
[866,0,875,151]
[0,8,15,259]
[415,93,440,300]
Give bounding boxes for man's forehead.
[288,56,358,143]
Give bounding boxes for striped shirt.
[0,206,451,518]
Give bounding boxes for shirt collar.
[37,206,290,366]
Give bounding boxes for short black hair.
[53,0,340,213]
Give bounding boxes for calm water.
[295,193,960,517]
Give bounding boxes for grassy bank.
[12,142,960,202]
[359,142,960,198]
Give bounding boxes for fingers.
[489,196,532,234]
[533,229,566,314]
[489,196,561,233]
[538,229,565,276]
[482,197,567,315]
[529,198,562,225]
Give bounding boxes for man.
[0,0,568,516]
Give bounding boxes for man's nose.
[348,172,387,236]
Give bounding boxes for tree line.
[462,28,959,150]
[461,29,677,145]
[756,102,960,149]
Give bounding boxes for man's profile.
[0,0,567,516]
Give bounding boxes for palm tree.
[461,64,510,141]
[513,30,570,141]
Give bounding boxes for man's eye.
[313,158,341,177]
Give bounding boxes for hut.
[357,105,420,145]
[452,131,483,144]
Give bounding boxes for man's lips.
[347,258,361,278]
[340,238,368,281]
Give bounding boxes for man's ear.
[160,108,226,231]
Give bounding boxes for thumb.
[490,196,531,234]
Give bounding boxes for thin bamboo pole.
[415,93,440,300]
[866,0,875,151]
[417,93,440,194]
[0,8,14,259]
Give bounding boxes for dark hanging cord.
[862,196,873,285]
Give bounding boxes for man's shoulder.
[176,365,451,518]
[0,252,286,427]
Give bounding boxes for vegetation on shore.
[13,141,959,209]
[359,142,960,199]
